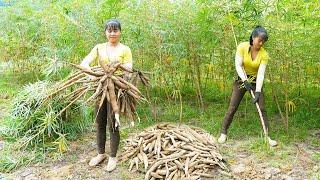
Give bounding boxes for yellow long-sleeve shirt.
[82,42,132,67]
[236,42,269,76]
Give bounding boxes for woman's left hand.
[252,92,261,104]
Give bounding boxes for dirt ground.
[2,129,319,180]
[220,135,320,180]
[2,132,144,180]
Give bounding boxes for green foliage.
[1,0,319,115]
[0,0,319,172]
[0,0,123,78]
[8,80,92,152]
[1,0,318,145]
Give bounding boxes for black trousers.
[95,99,120,157]
[221,80,269,134]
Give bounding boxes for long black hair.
[249,26,268,45]
[104,19,121,32]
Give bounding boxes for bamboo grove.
[1,1,319,133]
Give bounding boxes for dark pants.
[221,80,269,134]
[95,98,120,157]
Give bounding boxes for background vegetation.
[0,0,319,173]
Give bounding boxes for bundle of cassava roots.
[48,61,149,121]
[120,123,230,180]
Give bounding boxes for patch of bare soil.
[4,132,144,180]
[219,134,320,180]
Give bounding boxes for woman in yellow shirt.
[80,19,132,171]
[218,26,277,146]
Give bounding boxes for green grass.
[130,97,318,141]
[0,71,21,104]
[312,152,320,161]
[0,148,44,173]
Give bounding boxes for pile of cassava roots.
[120,123,230,180]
